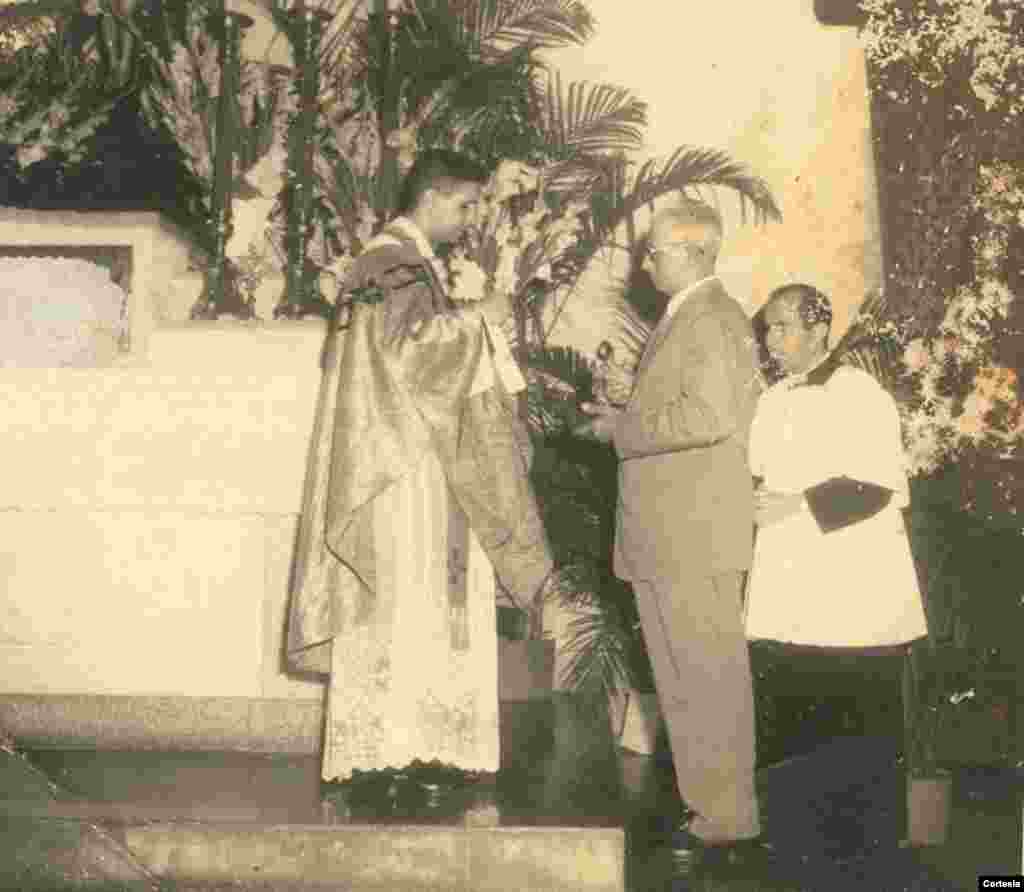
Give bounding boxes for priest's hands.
[574,401,621,443]
[754,486,807,527]
[479,290,514,327]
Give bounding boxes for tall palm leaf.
[544,145,782,316]
[559,593,636,699]
[520,342,593,435]
[347,0,596,213]
[816,289,907,398]
[518,343,652,699]
[534,74,647,191]
[584,146,781,248]
[448,0,594,52]
[539,74,646,157]
[832,290,899,386]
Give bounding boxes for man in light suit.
[581,201,765,864]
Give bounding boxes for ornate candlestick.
[276,4,333,318]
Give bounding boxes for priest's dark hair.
[767,282,834,345]
[396,149,490,215]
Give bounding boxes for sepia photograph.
[0,1,1021,889]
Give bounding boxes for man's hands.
[575,401,621,443]
[754,486,807,527]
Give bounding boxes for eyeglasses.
[642,242,700,261]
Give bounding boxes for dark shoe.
[667,825,704,875]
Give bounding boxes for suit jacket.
[613,278,762,582]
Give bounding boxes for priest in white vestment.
[287,151,553,783]
[745,283,928,648]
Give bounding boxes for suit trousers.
[632,571,760,840]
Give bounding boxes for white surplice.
[744,365,928,647]
[323,449,500,779]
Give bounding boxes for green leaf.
[538,73,646,158]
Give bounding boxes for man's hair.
[396,149,490,214]
[651,199,723,264]
[767,282,834,334]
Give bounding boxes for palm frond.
[444,0,594,52]
[321,152,389,243]
[539,73,647,158]
[553,146,781,287]
[833,290,904,394]
[520,343,593,435]
[619,145,781,228]
[264,0,366,96]
[415,44,541,144]
[559,604,634,698]
[523,343,594,392]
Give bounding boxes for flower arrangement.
[847,173,1022,506]
[448,161,585,334]
[861,0,1024,117]
[856,0,1024,502]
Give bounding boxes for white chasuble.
[744,366,928,647]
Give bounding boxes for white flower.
[386,126,418,171]
[15,144,47,169]
[225,197,276,260]
[449,257,489,303]
[493,247,519,297]
[325,253,355,284]
[902,338,930,372]
[244,145,287,198]
[490,160,541,202]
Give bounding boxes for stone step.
[0,797,322,825]
[0,815,159,892]
[0,735,160,891]
[122,822,625,892]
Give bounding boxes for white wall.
[0,322,325,704]
[543,0,881,350]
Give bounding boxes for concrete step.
[0,735,160,891]
[122,821,624,892]
[0,797,328,824]
[0,815,159,892]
